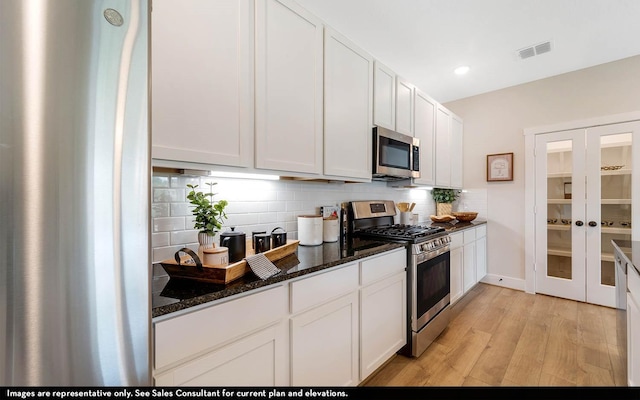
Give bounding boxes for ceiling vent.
[517,40,552,60]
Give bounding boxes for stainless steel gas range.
[342,200,451,358]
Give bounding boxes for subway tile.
[171,202,193,217]
[152,232,170,247]
[152,176,170,188]
[153,188,185,203]
[171,229,199,246]
[152,203,170,218]
[170,176,201,188]
[153,217,185,232]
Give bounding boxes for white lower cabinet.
[628,262,640,386]
[154,321,287,386]
[290,291,359,386]
[450,234,464,304]
[449,225,487,304]
[153,248,407,387]
[289,263,360,386]
[153,285,289,386]
[359,248,406,380]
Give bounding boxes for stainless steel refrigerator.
[0,0,151,386]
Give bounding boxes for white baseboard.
[480,274,525,292]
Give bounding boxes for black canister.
[220,227,246,263]
[253,233,271,254]
[271,227,287,248]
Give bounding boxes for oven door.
[413,248,450,332]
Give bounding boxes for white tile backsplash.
[150,174,488,263]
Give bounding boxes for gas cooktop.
[356,224,445,242]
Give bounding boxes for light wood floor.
[364,282,627,386]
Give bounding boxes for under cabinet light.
[454,66,470,75]
[209,171,280,181]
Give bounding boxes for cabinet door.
[450,246,464,304]
[450,114,464,189]
[360,271,406,380]
[476,235,487,283]
[373,61,396,130]
[255,0,323,174]
[154,321,288,386]
[323,27,373,180]
[413,89,436,186]
[463,241,476,292]
[435,104,452,188]
[152,0,253,167]
[628,290,640,386]
[395,77,414,136]
[290,292,359,386]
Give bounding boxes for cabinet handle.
[588,221,598,227]
[575,220,584,226]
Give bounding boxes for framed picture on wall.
[487,152,514,181]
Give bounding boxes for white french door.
[535,129,586,302]
[534,121,638,307]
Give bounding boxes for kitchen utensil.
[452,212,478,222]
[253,233,271,253]
[397,202,410,212]
[271,227,287,248]
[409,203,416,211]
[220,227,247,263]
[203,246,229,267]
[298,215,323,246]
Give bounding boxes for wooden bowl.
[452,212,478,222]
[430,214,455,223]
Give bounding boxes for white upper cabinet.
[412,88,437,186]
[323,27,373,181]
[450,114,464,189]
[434,103,463,189]
[395,77,414,136]
[255,0,324,174]
[151,0,254,167]
[435,104,452,187]
[373,61,396,130]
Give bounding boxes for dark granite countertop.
[423,219,487,233]
[612,239,640,275]
[152,239,406,319]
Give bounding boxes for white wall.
[444,54,640,289]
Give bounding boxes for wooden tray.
[160,239,300,284]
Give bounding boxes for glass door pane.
[600,133,632,287]
[546,140,573,280]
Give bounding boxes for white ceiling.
[294,0,640,103]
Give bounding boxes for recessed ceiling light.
[454,66,470,75]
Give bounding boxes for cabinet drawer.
[629,263,640,304]
[361,248,406,286]
[450,232,463,249]
[463,229,476,244]
[291,263,359,314]
[476,225,486,238]
[154,285,287,370]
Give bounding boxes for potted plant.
[187,182,229,257]
[431,188,460,216]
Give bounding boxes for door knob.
[588,221,598,227]
[575,220,584,226]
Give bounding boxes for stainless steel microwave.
[372,126,420,181]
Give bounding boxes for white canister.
[298,215,323,246]
[203,246,229,267]
[323,217,339,242]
